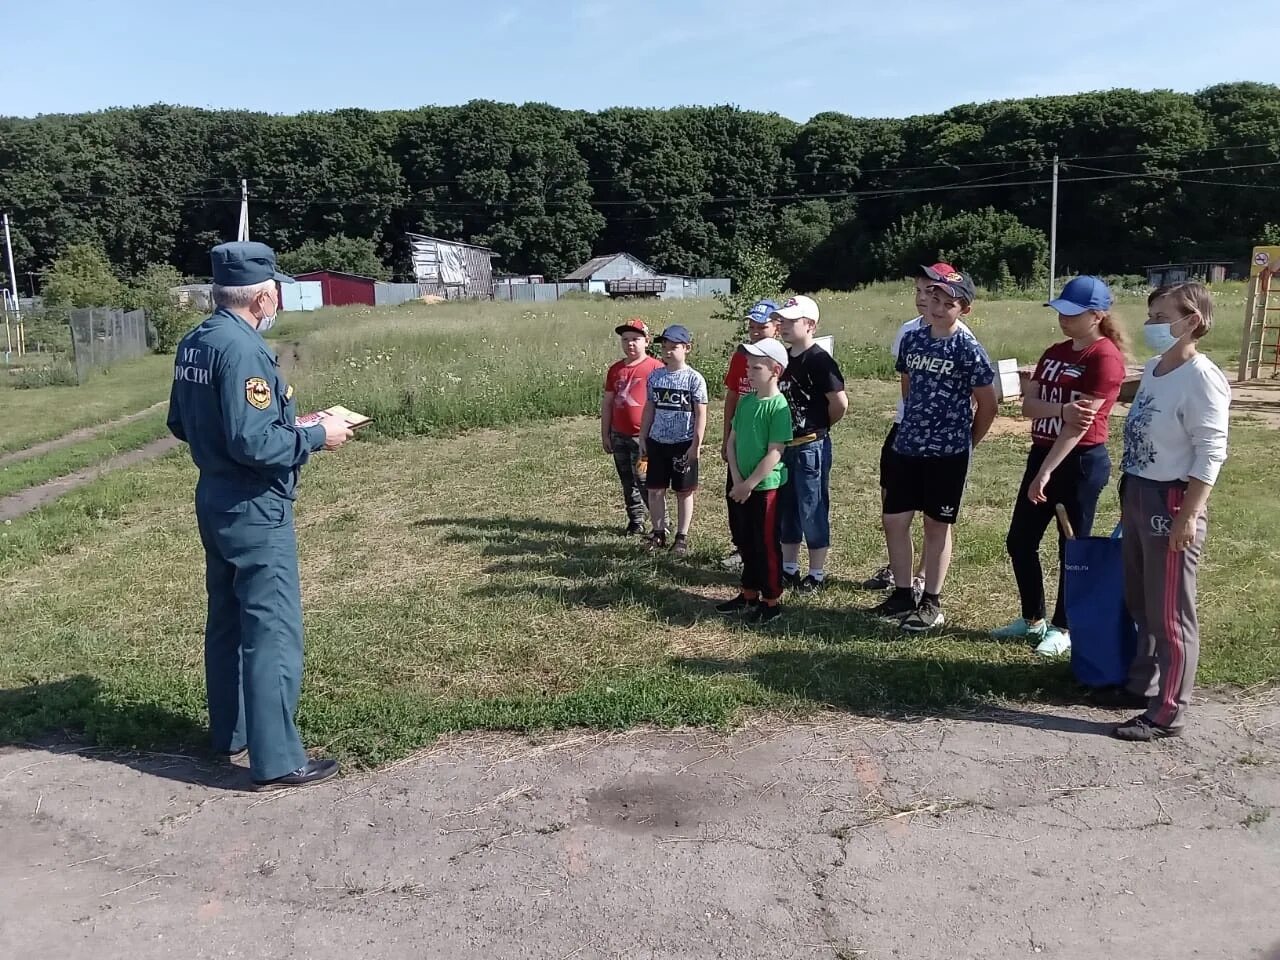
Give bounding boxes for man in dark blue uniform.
[168,241,352,790]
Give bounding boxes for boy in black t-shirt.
[772,295,849,591]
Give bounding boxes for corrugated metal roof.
[294,269,378,282]
[562,254,625,281]
[404,232,497,254]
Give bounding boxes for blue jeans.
[779,434,832,550]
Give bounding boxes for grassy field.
[1,367,1275,767]
[0,353,174,455]
[271,282,1248,440]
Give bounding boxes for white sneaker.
[1034,627,1071,657]
[721,551,743,571]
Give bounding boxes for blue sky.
[1,0,1271,119]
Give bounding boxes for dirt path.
[0,401,169,470]
[0,436,180,522]
[1,699,1276,960]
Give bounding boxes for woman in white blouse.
[1113,282,1231,741]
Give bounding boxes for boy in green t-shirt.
[716,338,794,624]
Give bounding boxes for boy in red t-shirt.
[719,299,779,569]
[602,319,665,535]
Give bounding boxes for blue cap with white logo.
[746,299,779,324]
[1047,275,1112,315]
[659,324,693,344]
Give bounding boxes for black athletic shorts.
[882,447,971,524]
[646,439,699,493]
[878,423,899,490]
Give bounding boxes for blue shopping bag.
[1063,525,1138,688]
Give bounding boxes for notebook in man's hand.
[296,404,373,430]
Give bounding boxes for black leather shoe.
[252,758,340,791]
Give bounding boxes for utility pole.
[3,213,20,359]
[1048,154,1059,301]
[237,178,250,242]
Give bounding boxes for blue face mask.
[1144,314,1195,354]
[1142,323,1178,354]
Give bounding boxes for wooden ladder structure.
[1239,256,1280,383]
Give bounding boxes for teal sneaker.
[991,617,1047,641]
[1034,627,1071,657]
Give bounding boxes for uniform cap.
[210,241,294,287]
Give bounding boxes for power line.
[44,160,1280,210]
[126,140,1280,192]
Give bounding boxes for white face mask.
[1143,314,1196,354]
[256,292,277,333]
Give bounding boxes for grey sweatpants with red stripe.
[1121,475,1207,730]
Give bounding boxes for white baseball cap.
[771,294,819,323]
[741,337,789,370]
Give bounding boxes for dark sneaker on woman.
[1112,715,1181,742]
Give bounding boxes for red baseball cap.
[919,262,960,281]
[614,318,649,336]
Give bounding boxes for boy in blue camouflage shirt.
[873,270,997,632]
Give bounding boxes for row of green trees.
[2,83,1276,291]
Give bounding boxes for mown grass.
[0,409,171,499]
[0,353,174,455]
[1,380,1275,767]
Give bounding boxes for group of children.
[600,269,1232,740]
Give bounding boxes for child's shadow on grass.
[0,675,253,791]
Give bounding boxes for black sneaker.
[1112,714,1182,742]
[715,594,755,614]
[624,520,645,536]
[797,574,827,594]
[782,570,803,590]
[869,589,917,622]
[859,565,894,590]
[747,604,782,625]
[902,598,945,633]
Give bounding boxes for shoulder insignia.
[246,377,272,410]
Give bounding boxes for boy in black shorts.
[638,324,709,557]
[873,270,996,632]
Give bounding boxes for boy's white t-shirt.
[1120,353,1231,486]
[890,316,973,423]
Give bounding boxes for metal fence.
[493,281,588,303]
[373,282,424,307]
[69,307,148,383]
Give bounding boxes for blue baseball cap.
[1047,276,1112,315]
[658,324,693,344]
[210,241,294,286]
[746,299,779,324]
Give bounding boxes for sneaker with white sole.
[902,598,945,633]
[1034,627,1071,656]
[721,550,744,571]
[990,617,1047,641]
